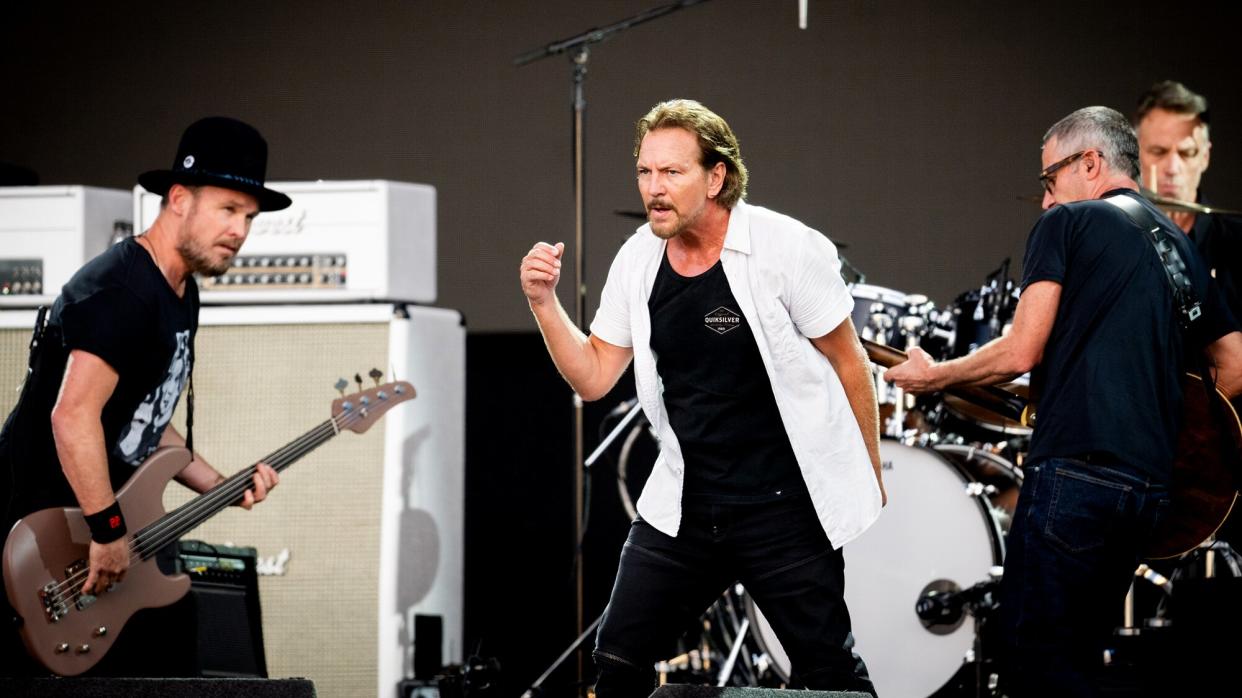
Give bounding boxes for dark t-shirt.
[647,252,804,499]
[0,238,198,520]
[1189,197,1242,322]
[1020,189,1236,479]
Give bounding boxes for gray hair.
[1042,106,1140,180]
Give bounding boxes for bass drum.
[746,441,1003,698]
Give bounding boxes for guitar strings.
[43,403,373,610]
[45,410,353,608]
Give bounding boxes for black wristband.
[84,501,127,544]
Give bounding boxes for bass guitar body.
[3,447,194,676]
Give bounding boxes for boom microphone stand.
[514,1,711,690]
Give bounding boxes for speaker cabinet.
[178,540,268,678]
[0,303,465,697]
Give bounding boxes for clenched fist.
[520,241,564,306]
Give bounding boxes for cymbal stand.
[711,586,760,687]
[520,614,604,698]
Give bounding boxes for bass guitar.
[861,339,1240,559]
[3,379,415,676]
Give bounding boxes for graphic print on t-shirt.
[704,306,742,335]
[114,329,191,465]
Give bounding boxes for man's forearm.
[51,411,117,515]
[836,345,882,473]
[530,297,608,400]
[161,426,226,493]
[931,335,1031,390]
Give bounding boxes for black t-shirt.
[1189,196,1242,322]
[0,238,198,519]
[1020,189,1236,479]
[647,252,804,499]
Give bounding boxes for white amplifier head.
[0,186,132,308]
[134,179,437,305]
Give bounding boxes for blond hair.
[634,99,748,209]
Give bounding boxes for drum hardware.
[1128,537,1242,637]
[839,252,865,285]
[518,614,604,698]
[949,263,1018,359]
[657,586,766,688]
[1119,564,1175,637]
[915,576,1002,634]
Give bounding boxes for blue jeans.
[998,458,1168,698]
[592,492,874,697]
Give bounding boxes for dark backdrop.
[2,0,1239,329]
[4,2,1241,694]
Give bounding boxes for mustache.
[646,200,675,213]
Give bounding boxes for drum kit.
[608,255,1240,698]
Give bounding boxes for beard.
[648,199,703,240]
[177,228,237,277]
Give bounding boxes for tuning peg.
[354,373,364,391]
[369,368,383,386]
[334,378,348,396]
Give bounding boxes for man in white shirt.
[519,99,884,696]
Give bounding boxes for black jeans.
[997,458,1168,698]
[592,492,874,697]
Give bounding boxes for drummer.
[1134,80,1242,318]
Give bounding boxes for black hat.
[138,116,292,212]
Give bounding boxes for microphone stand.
[513,2,712,691]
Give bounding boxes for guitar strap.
[1104,192,1203,331]
[1105,192,1235,482]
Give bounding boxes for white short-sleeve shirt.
[590,201,883,548]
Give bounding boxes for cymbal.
[1018,192,1242,217]
[1143,191,1242,216]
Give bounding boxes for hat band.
[179,167,265,190]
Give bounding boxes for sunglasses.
[1039,149,1101,194]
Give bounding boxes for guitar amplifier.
[176,540,268,678]
[0,186,131,308]
[0,303,465,695]
[133,179,437,304]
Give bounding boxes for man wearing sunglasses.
[886,106,1242,696]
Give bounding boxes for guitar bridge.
[40,582,68,623]
[40,559,90,622]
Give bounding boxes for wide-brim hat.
[138,116,292,212]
